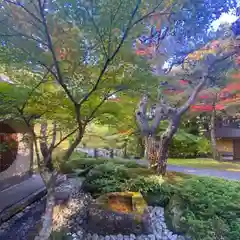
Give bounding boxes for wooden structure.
[215,117,240,161]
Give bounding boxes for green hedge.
[79,159,240,240]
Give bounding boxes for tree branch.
[177,72,208,116]
[36,0,77,105]
[136,94,150,134]
[79,0,142,106]
[4,0,42,24]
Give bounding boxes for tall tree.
[0,1,174,239]
[136,29,239,174]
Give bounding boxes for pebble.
[117,234,124,240]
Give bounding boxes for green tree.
[0,1,171,239]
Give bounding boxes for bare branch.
[4,0,42,24]
[79,0,142,106]
[177,72,208,116]
[85,6,108,58]
[49,121,57,152]
[36,0,77,105]
[136,94,150,134]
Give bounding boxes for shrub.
[118,161,143,168]
[166,177,240,240]
[82,162,130,195]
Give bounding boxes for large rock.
[164,195,187,234]
[85,192,151,235]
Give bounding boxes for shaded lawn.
[168,158,240,171]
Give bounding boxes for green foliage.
[82,162,130,195]
[50,231,71,240]
[167,177,240,240]
[169,136,211,158]
[196,138,211,157]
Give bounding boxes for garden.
[0,0,239,240]
[56,157,240,240]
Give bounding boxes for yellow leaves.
[164,0,176,9]
[186,48,216,61]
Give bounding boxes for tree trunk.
[34,172,57,240]
[145,136,160,168]
[63,130,83,161]
[210,103,219,160]
[136,136,145,158]
[123,140,128,158]
[40,121,57,172]
[157,120,179,175]
[157,135,171,175]
[93,148,98,158]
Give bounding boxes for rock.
[92,233,99,240]
[170,235,178,240]
[86,233,92,240]
[72,233,77,238]
[148,234,156,240]
[77,230,83,235]
[167,231,173,238]
[164,195,186,234]
[161,222,167,229]
[117,234,124,240]
[85,192,151,235]
[136,235,145,240]
[105,236,111,240]
[54,190,71,205]
[130,234,136,239]
[124,235,130,240]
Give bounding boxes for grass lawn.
[168,158,240,171]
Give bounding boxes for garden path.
[121,158,240,181]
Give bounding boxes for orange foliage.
[108,197,132,213]
[231,72,240,79]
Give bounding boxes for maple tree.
[135,19,239,174]
[0,1,173,239]
[0,0,239,238]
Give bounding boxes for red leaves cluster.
[191,82,240,112]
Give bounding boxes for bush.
[169,137,211,158]
[82,162,130,195]
[165,177,240,240]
